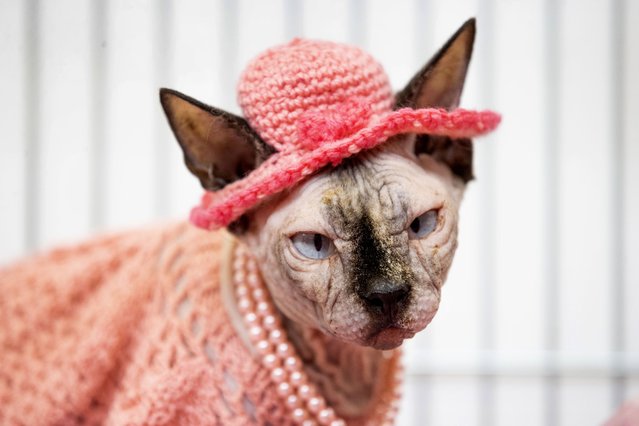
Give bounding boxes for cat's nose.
[359,281,409,319]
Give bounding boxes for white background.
[1,1,638,425]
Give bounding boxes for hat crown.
[237,38,393,151]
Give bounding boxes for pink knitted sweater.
[0,223,397,425]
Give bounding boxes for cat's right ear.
[160,88,275,191]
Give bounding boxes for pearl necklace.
[232,244,403,425]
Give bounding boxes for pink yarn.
[191,39,502,230]
[296,99,372,150]
[238,39,393,151]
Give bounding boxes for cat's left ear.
[395,18,475,110]
[395,18,476,183]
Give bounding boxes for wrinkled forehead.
[264,144,456,237]
[321,153,414,239]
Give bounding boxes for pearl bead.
[292,407,307,421]
[284,356,300,371]
[298,384,311,400]
[256,301,271,315]
[329,420,346,426]
[237,297,252,313]
[244,312,258,325]
[262,314,277,329]
[248,326,265,341]
[235,284,248,297]
[277,381,292,397]
[263,353,278,368]
[252,288,266,301]
[302,420,317,426]
[286,394,301,408]
[233,259,245,271]
[307,397,324,413]
[269,329,284,344]
[270,367,287,383]
[318,408,335,424]
[289,370,303,385]
[247,273,259,287]
[255,340,271,354]
[276,342,292,357]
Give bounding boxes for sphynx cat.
[160,19,476,420]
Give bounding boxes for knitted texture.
[190,39,501,230]
[0,223,398,425]
[238,39,393,151]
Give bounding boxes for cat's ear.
[395,18,475,110]
[395,19,476,183]
[160,88,274,191]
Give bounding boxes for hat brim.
[191,107,501,230]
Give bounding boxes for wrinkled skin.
[242,139,464,351]
[236,139,465,417]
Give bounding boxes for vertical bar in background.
[414,0,434,64]
[396,374,419,426]
[0,1,27,263]
[220,0,240,113]
[90,0,107,231]
[302,0,348,42]
[24,0,41,252]
[557,0,614,424]
[492,1,547,424]
[610,0,627,410]
[39,0,92,248]
[237,0,286,100]
[622,0,639,402]
[348,0,367,49]
[367,0,416,85]
[542,0,560,424]
[153,0,172,218]
[284,0,303,39]
[166,0,222,218]
[104,0,156,229]
[475,1,496,425]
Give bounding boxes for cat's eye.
[408,210,438,239]
[290,233,335,260]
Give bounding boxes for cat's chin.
[366,326,415,350]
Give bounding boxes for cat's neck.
[282,317,388,421]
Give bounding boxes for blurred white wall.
[1,0,638,425]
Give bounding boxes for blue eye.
[291,233,335,260]
[408,210,438,239]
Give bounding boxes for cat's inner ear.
[160,88,274,191]
[395,18,477,183]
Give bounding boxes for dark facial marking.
[324,157,414,322]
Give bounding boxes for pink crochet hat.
[191,39,501,230]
